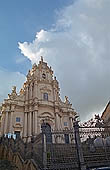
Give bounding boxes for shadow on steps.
[0,160,18,170]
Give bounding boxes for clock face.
[42,73,46,79]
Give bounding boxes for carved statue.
[12,86,16,94]
[20,88,24,95]
[27,70,31,80]
[8,86,17,99]
[64,96,70,104]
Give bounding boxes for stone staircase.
[46,144,79,170]
[1,134,110,170]
[0,160,18,170]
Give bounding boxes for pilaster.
[32,111,35,135]
[4,111,9,134]
[9,111,14,133]
[23,112,28,138]
[34,110,38,135]
[25,85,29,101]
[28,111,32,137]
[34,80,38,98]
[56,113,60,130]
[70,117,73,129]
[30,83,33,100]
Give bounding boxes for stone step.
[0,160,18,170]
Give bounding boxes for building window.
[42,73,46,79]
[43,93,48,101]
[16,117,20,122]
[64,122,68,126]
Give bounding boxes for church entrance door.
[64,134,69,144]
[14,131,20,139]
[45,123,52,144]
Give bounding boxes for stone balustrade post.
[31,136,34,159]
[73,121,86,170]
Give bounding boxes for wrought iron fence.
[1,122,110,170]
[41,121,110,170]
[79,126,110,169]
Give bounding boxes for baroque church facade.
[0,57,76,140]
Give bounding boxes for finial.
[65,96,68,102]
[12,86,16,94]
[20,88,24,95]
[41,56,43,62]
[32,63,36,68]
[64,96,70,104]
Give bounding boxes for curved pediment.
[13,123,23,128]
[40,86,51,94]
[39,112,54,119]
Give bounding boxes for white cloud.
[18,0,110,120]
[0,69,26,103]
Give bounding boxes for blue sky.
[0,0,110,121]
[0,0,73,74]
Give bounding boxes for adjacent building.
[0,106,1,136]
[0,57,76,141]
[101,101,110,126]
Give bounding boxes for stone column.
[24,112,28,138]
[4,111,9,134]
[70,117,73,129]
[60,116,63,130]
[32,112,35,135]
[25,86,29,101]
[34,110,38,135]
[28,112,32,137]
[56,113,62,143]
[9,111,14,133]
[56,113,60,130]
[34,80,38,98]
[30,83,33,100]
[1,114,5,135]
[53,85,56,101]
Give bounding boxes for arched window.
[42,73,46,79]
[43,93,48,101]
